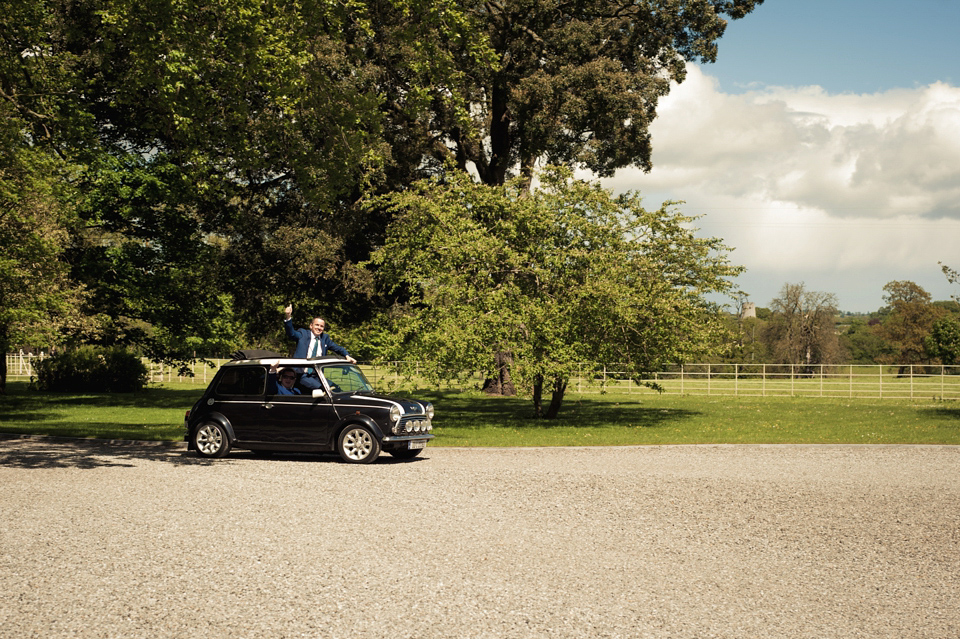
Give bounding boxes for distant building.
[742,302,756,319]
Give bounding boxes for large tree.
[0,2,94,391]
[878,280,943,370]
[2,0,764,367]
[764,283,841,367]
[384,0,765,186]
[1,0,485,355]
[370,168,742,417]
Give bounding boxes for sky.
[599,0,960,313]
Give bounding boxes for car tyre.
[388,447,423,460]
[193,422,231,458]
[337,425,380,464]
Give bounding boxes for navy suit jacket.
[283,319,350,359]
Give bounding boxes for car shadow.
[222,450,430,465]
[0,435,429,469]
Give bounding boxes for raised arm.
[282,304,298,340]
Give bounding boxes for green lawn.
[1,380,958,446]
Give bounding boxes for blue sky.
[601,0,960,312]
[709,0,960,95]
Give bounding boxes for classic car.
[184,353,434,463]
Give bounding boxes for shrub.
[35,346,149,393]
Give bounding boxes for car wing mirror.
[311,388,327,399]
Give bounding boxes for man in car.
[283,304,357,389]
[267,362,301,395]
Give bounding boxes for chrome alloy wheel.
[338,426,380,463]
[194,423,229,457]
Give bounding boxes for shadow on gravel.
[0,437,429,469]
[219,451,430,465]
[0,439,181,469]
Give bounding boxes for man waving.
[283,304,356,389]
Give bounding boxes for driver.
[267,363,301,395]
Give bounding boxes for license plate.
[408,440,427,450]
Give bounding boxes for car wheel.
[193,422,231,458]
[337,425,380,464]
[388,447,423,460]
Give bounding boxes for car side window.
[216,367,266,396]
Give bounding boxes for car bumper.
[381,433,435,444]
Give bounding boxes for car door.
[210,365,270,442]
[259,389,340,447]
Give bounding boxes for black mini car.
[184,354,434,463]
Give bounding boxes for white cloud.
[601,65,960,310]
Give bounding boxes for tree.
[0,135,89,392]
[942,262,960,304]
[878,280,943,370]
[2,0,491,354]
[0,2,93,391]
[764,283,840,367]
[370,168,742,418]
[387,0,765,186]
[1,0,766,371]
[926,316,960,366]
[839,318,896,364]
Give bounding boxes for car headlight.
[389,405,401,423]
[425,403,434,420]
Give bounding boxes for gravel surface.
[1,437,958,639]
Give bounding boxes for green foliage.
[0,143,88,344]
[0,0,766,385]
[878,280,943,365]
[840,319,896,364]
[0,91,91,393]
[34,346,148,393]
[720,314,770,364]
[369,168,743,416]
[410,0,765,184]
[926,316,960,365]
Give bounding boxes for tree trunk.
[532,374,544,418]
[0,331,8,395]
[533,375,567,419]
[482,351,516,396]
[544,378,567,419]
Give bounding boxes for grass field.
[1,380,958,446]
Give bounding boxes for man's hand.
[346,356,357,364]
[283,304,293,320]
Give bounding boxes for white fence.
[580,363,960,400]
[6,352,960,400]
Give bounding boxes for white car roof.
[221,356,351,368]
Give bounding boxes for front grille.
[398,416,430,435]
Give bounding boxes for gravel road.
[1,437,958,639]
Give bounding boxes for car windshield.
[320,364,375,393]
